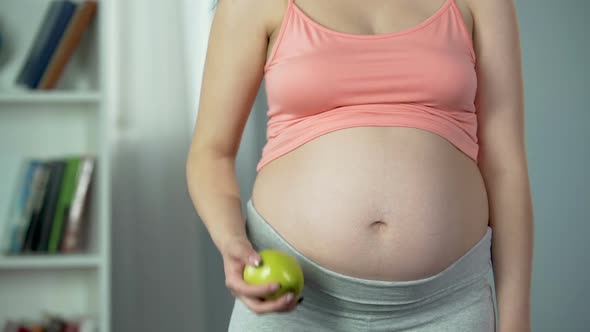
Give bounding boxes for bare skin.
[253,0,488,282]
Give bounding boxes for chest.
[265,37,477,116]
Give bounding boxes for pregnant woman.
[186,0,533,331]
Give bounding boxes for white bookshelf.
[0,0,112,331]
[0,92,101,104]
[0,255,102,269]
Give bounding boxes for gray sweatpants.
[228,198,496,331]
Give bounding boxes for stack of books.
[2,314,95,332]
[15,0,97,90]
[2,155,95,255]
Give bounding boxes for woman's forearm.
[186,151,248,252]
[485,169,534,331]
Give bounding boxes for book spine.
[21,163,50,252]
[61,156,94,253]
[48,157,81,253]
[15,2,63,88]
[37,160,67,252]
[39,1,98,90]
[15,1,77,89]
[2,160,34,254]
[10,161,43,253]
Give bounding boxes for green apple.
[243,249,304,301]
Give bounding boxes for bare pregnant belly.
[251,126,490,281]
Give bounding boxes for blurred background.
[0,0,588,331]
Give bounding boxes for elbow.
[185,145,236,183]
[185,144,205,191]
[186,145,206,182]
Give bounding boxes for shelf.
[0,0,110,329]
[0,254,102,270]
[0,91,101,104]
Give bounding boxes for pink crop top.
[257,0,478,172]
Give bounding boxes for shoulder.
[464,0,517,21]
[453,0,475,35]
[214,0,290,36]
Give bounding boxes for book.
[44,317,66,332]
[15,1,77,89]
[38,1,98,90]
[28,325,43,332]
[21,163,51,252]
[48,157,81,253]
[78,317,95,332]
[61,156,95,253]
[36,160,67,251]
[12,162,43,253]
[62,321,79,332]
[62,314,95,332]
[11,156,95,254]
[2,160,39,254]
[2,314,96,332]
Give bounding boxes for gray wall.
[516,0,590,331]
[197,0,590,331]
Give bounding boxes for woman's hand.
[221,237,300,314]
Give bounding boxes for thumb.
[226,239,261,267]
[245,249,262,267]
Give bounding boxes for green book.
[48,156,80,253]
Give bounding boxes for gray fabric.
[227,198,496,331]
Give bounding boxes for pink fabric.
[258,0,478,172]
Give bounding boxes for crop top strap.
[286,0,295,15]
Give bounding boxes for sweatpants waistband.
[245,198,493,312]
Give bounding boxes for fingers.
[226,267,301,314]
[274,296,302,313]
[225,254,281,298]
[240,292,299,314]
[220,239,302,314]
[226,276,281,298]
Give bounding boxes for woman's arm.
[186,0,277,253]
[469,0,534,331]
